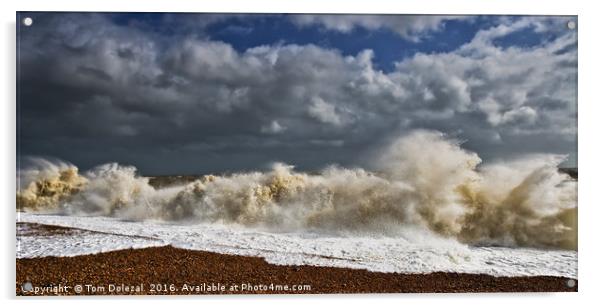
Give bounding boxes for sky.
[17,13,577,175]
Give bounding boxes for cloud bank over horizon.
[17,13,577,174]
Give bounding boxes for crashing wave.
[16,130,577,250]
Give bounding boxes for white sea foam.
[16,221,164,258]
[17,213,577,278]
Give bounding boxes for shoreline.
[16,245,577,295]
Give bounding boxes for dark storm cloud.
[17,13,577,174]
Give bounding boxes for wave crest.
[16,131,578,250]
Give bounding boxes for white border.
[2,0,600,307]
[2,0,582,14]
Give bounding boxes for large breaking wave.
[16,130,577,250]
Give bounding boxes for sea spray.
[16,130,577,250]
[17,158,88,211]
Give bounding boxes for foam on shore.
[17,213,577,278]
